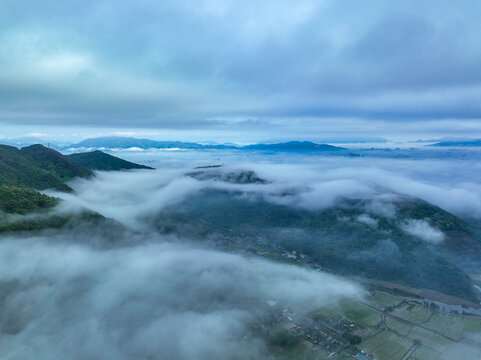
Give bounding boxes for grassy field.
[390,303,432,324]
[422,313,465,341]
[386,315,413,336]
[310,296,481,360]
[333,299,382,328]
[440,341,481,360]
[360,330,413,360]
[407,326,454,351]
[409,344,441,360]
[462,317,481,333]
[311,306,340,319]
[368,292,403,308]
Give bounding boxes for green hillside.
[21,144,93,181]
[0,145,72,192]
[0,143,151,221]
[68,150,154,170]
[0,185,58,214]
[152,182,481,301]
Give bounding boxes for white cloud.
[0,236,359,359]
[356,214,378,228]
[401,219,445,244]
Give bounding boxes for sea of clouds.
[3,150,481,359]
[0,234,359,360]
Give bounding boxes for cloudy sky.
[1,0,481,142]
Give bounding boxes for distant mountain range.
[68,150,154,171]
[64,137,346,152]
[429,139,481,147]
[242,141,344,151]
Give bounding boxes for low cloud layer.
[0,235,358,359]
[3,151,481,358]
[50,153,481,225]
[401,219,445,244]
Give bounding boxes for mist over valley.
[2,144,481,359]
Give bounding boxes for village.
[214,231,481,360]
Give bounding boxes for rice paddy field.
[332,299,382,328]
[312,294,481,360]
[390,303,432,324]
[360,330,414,360]
[386,315,413,336]
[367,292,403,309]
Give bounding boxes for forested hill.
[0,144,150,215]
[0,144,76,192]
[21,144,94,181]
[68,150,154,170]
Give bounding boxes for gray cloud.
[1,0,481,134]
[4,151,481,358]
[401,219,445,244]
[46,154,481,238]
[0,235,358,359]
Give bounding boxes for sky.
[1,0,481,142]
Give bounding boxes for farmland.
[287,291,481,360]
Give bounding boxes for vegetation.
[0,185,58,214]
[0,211,116,234]
[243,141,345,151]
[268,329,302,348]
[342,332,362,345]
[187,169,266,184]
[68,150,154,170]
[20,144,93,181]
[154,188,481,301]
[0,145,72,192]
[0,143,149,222]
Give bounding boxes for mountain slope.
[65,136,345,151]
[68,150,154,170]
[0,185,58,214]
[0,144,153,217]
[0,145,72,192]
[149,171,481,302]
[430,139,481,147]
[67,136,209,149]
[21,144,93,181]
[243,141,345,151]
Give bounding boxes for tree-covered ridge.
[0,185,58,214]
[21,144,93,181]
[0,144,150,217]
[153,189,481,301]
[0,145,72,192]
[68,150,154,170]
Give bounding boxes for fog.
[3,150,481,359]
[51,152,481,230]
[401,219,445,244]
[0,233,359,360]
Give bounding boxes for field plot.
[407,326,454,351]
[422,313,464,341]
[334,355,355,360]
[312,306,340,319]
[440,341,481,360]
[333,299,382,328]
[360,330,413,360]
[462,317,481,333]
[409,345,441,360]
[390,303,432,324]
[368,292,402,309]
[386,315,413,336]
